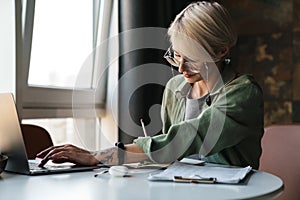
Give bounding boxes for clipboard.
[148,161,252,184]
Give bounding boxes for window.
[0,0,15,95]
[22,118,100,150]
[15,0,117,149]
[28,0,94,89]
[16,0,113,118]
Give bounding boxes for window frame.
[15,0,113,119]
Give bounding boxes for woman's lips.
[184,73,195,78]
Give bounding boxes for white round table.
[0,168,283,200]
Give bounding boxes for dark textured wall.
[219,0,298,126]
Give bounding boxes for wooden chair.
[20,124,54,159]
[259,124,300,200]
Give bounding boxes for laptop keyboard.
[28,160,43,170]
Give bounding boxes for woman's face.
[173,49,205,84]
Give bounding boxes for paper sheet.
[148,161,252,184]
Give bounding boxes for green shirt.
[134,67,264,169]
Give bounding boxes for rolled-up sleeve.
[134,75,264,167]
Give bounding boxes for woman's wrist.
[90,150,98,157]
[92,147,119,165]
[90,143,149,166]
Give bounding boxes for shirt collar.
[175,66,237,98]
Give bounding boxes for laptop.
[0,93,100,175]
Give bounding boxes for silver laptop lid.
[0,93,30,174]
[0,93,100,175]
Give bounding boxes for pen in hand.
[140,118,148,137]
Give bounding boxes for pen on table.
[140,118,148,137]
[173,176,216,183]
[94,170,109,177]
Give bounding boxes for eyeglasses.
[163,46,201,72]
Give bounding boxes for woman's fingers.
[50,152,70,164]
[36,145,64,158]
[37,144,98,166]
[36,146,55,158]
[52,148,97,165]
[37,145,71,167]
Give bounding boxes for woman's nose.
[178,58,186,73]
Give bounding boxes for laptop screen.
[0,93,100,175]
[0,93,31,174]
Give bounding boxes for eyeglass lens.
[164,46,201,73]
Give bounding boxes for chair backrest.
[20,124,53,159]
[259,124,300,200]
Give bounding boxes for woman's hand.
[36,143,148,167]
[36,144,99,167]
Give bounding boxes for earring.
[204,62,209,82]
[171,66,175,77]
[204,62,211,106]
[224,58,231,65]
[169,64,176,77]
[206,95,212,106]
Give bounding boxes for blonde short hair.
[168,1,237,62]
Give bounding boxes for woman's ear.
[217,46,229,58]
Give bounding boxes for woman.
[38,1,264,169]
